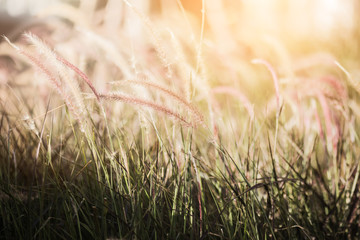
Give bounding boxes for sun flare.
[0,0,359,239]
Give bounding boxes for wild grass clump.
[0,0,360,239]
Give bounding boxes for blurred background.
[0,0,357,37]
[1,0,358,70]
[0,0,359,105]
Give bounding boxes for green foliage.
[0,1,359,239]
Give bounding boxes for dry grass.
[0,0,359,239]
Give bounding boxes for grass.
[0,0,360,239]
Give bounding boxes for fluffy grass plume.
[1,1,360,240]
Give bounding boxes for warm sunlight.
[0,0,359,239]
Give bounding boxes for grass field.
[0,0,360,239]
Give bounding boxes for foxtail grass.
[1,1,360,239]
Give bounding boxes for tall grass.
[0,0,359,239]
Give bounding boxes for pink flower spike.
[56,55,100,101]
[3,35,62,91]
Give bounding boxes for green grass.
[1,106,359,239]
[1,1,360,239]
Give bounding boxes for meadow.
[0,0,359,239]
